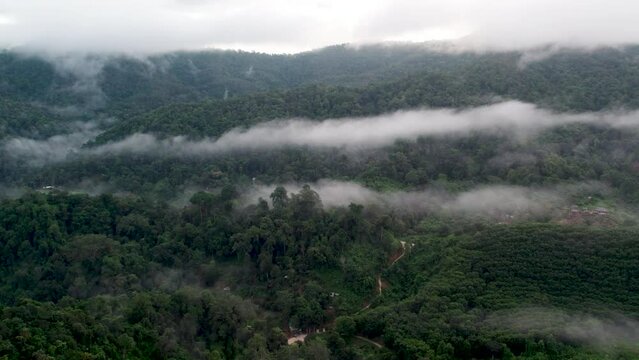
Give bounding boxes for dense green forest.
[91,47,639,144]
[2,45,639,140]
[2,44,639,359]
[2,190,639,359]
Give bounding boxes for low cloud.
[3,122,101,166]
[485,308,639,351]
[239,179,607,218]
[60,178,130,197]
[48,54,110,109]
[5,101,639,166]
[89,102,639,157]
[0,185,27,199]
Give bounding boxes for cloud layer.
[485,308,639,350]
[84,102,639,156]
[241,179,608,217]
[3,122,101,166]
[4,101,639,166]
[2,0,639,53]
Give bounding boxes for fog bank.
[240,179,608,218]
[85,102,639,156]
[485,308,639,350]
[5,101,639,166]
[3,122,101,166]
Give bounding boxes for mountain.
[1,43,639,359]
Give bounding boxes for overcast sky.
[1,0,638,54]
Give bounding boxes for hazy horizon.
[2,0,639,54]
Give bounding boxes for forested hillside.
[93,46,639,143]
[0,44,484,122]
[3,45,639,140]
[1,191,638,359]
[1,44,639,359]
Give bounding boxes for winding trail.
[359,240,408,312]
[390,241,407,266]
[290,240,412,345]
[351,243,410,347]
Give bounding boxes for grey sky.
[1,0,639,54]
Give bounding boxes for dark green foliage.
[0,99,63,139]
[0,52,55,100]
[3,44,639,359]
[356,225,639,359]
[1,189,638,359]
[0,188,398,359]
[91,46,639,143]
